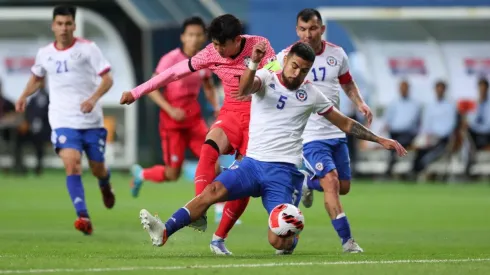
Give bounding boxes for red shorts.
[210,108,250,156]
[160,119,208,168]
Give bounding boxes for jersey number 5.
[56,60,68,74]
[276,95,287,110]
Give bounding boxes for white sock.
[212,234,223,241]
[335,212,346,219]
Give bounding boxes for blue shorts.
[51,128,107,162]
[215,157,304,214]
[303,138,352,180]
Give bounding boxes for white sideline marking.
[0,258,489,274]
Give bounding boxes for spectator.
[14,84,50,175]
[467,78,490,149]
[384,80,421,176]
[412,81,458,176]
[0,83,23,173]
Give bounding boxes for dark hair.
[181,16,206,34]
[478,77,489,89]
[208,14,242,44]
[288,42,316,63]
[435,80,447,90]
[296,8,323,24]
[53,5,76,20]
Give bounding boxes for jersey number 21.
[56,60,68,74]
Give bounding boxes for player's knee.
[64,161,81,175]
[320,171,340,193]
[339,180,351,195]
[89,163,106,178]
[165,167,181,181]
[201,181,228,203]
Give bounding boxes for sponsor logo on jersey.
[295,89,308,102]
[327,56,337,66]
[269,83,275,90]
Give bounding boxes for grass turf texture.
[1,171,489,274]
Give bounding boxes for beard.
[281,72,302,90]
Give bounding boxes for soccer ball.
[268,203,304,237]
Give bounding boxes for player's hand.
[80,98,96,113]
[15,97,27,113]
[120,91,135,105]
[169,107,186,122]
[251,41,267,63]
[358,103,373,127]
[378,137,407,157]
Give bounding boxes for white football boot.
[342,238,364,253]
[139,209,167,246]
[299,169,314,208]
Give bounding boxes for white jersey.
[277,41,352,143]
[246,69,334,166]
[31,38,111,129]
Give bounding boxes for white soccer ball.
[268,203,305,237]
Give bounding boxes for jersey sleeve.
[338,49,353,85]
[155,53,175,74]
[189,45,213,72]
[88,42,111,76]
[31,49,46,78]
[254,68,273,93]
[312,85,334,115]
[260,39,281,72]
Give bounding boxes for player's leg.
[211,115,250,253]
[139,157,259,248]
[82,128,115,209]
[262,163,304,253]
[187,121,227,224]
[53,128,92,235]
[131,129,185,197]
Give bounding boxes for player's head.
[478,77,489,101]
[399,80,410,98]
[434,80,447,100]
[281,42,316,90]
[180,16,207,55]
[208,14,242,58]
[296,9,325,52]
[52,5,76,44]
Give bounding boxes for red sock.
[142,165,166,183]
[215,197,250,239]
[194,143,219,196]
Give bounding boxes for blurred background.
[1,0,489,183]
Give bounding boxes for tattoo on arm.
[350,121,378,142]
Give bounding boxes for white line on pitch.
[0,258,489,274]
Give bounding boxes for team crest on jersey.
[295,89,308,102]
[327,56,337,66]
[244,56,251,67]
[70,51,82,60]
[315,162,324,171]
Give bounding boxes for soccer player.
[130,17,220,197]
[120,14,279,255]
[15,5,115,235]
[136,42,406,253]
[276,8,372,253]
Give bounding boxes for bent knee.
[320,171,340,192]
[165,167,181,181]
[201,181,228,202]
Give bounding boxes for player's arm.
[338,50,372,126]
[323,107,406,156]
[202,73,220,116]
[121,47,213,105]
[16,50,45,112]
[237,41,268,96]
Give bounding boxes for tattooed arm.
[323,107,407,156]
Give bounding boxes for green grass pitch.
[1,171,489,274]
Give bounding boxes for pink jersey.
[189,35,276,112]
[156,48,211,129]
